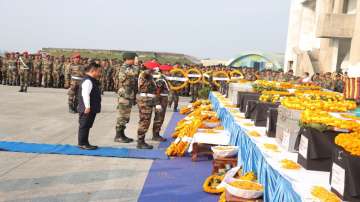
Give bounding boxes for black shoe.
[152,135,167,142]
[114,137,133,143]
[79,144,98,150]
[114,130,134,143]
[137,141,153,149]
[173,108,178,112]
[18,89,23,92]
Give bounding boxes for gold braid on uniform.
[186,68,202,84]
[212,71,230,87]
[202,70,212,86]
[168,68,188,91]
[229,70,244,81]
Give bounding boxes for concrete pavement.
[0,85,187,202]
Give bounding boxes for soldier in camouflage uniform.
[168,64,181,112]
[7,53,18,86]
[112,59,121,92]
[0,53,8,85]
[67,53,84,113]
[52,57,63,88]
[63,57,71,89]
[152,69,169,142]
[137,67,160,149]
[114,52,138,143]
[42,55,53,87]
[18,52,32,92]
[321,72,333,90]
[32,54,42,87]
[332,73,344,93]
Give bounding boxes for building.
[284,0,360,76]
[227,51,284,71]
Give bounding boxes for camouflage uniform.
[42,57,53,87]
[113,62,121,91]
[67,62,83,112]
[333,79,344,93]
[32,57,42,86]
[7,57,18,86]
[137,69,158,148]
[153,75,169,137]
[0,55,7,85]
[321,78,333,90]
[115,63,138,132]
[18,56,32,92]
[52,59,63,88]
[64,62,71,88]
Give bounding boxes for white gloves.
[155,105,162,111]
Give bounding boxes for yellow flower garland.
[202,70,212,85]
[186,68,203,84]
[202,175,225,194]
[229,70,244,81]
[168,68,188,91]
[213,71,230,87]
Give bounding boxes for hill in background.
[43,48,200,65]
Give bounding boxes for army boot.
[137,137,153,149]
[114,127,133,143]
[68,104,76,114]
[18,86,23,92]
[152,132,167,142]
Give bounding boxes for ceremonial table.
[209,92,333,202]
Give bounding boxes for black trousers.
[78,112,97,146]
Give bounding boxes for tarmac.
[0,85,186,202]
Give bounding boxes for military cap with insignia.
[122,52,137,60]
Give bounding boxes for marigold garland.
[213,71,230,87]
[168,68,188,91]
[186,68,202,84]
[202,175,225,194]
[311,186,341,202]
[229,70,244,81]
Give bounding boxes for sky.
[0,0,291,59]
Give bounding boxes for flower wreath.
[186,68,202,84]
[212,71,230,87]
[167,68,188,91]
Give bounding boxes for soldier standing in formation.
[114,52,137,143]
[7,53,18,86]
[152,69,168,142]
[0,54,6,85]
[42,55,53,88]
[32,54,42,87]
[18,52,32,92]
[67,53,84,113]
[52,57,63,88]
[168,64,180,112]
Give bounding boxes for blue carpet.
[139,112,218,202]
[0,141,168,160]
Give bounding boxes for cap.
[72,52,81,59]
[122,52,137,60]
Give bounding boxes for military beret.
[72,52,81,59]
[122,52,137,60]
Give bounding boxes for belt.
[71,76,83,80]
[140,93,156,98]
[160,94,169,96]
